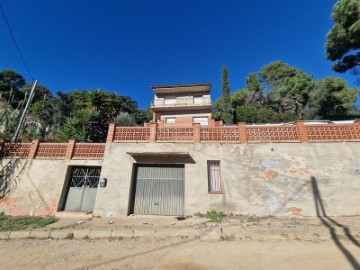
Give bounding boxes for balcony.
[151,95,211,108]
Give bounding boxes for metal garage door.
[64,167,101,212]
[133,165,184,216]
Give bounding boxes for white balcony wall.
[152,95,211,107]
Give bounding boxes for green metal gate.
[133,165,184,216]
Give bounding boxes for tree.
[21,83,52,104]
[325,0,360,74]
[134,108,152,125]
[215,65,234,124]
[0,69,26,108]
[245,72,265,106]
[230,88,249,108]
[58,109,100,142]
[259,61,314,118]
[114,112,137,126]
[277,70,314,118]
[308,76,358,119]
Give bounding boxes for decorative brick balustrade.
[36,143,67,158]
[1,121,359,160]
[1,141,105,159]
[73,143,105,159]
[245,126,300,143]
[114,127,150,141]
[157,127,193,141]
[305,124,360,142]
[201,127,239,142]
[108,120,360,144]
[2,142,32,157]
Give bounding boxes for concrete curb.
[0,231,10,240]
[1,225,359,242]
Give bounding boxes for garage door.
[133,165,184,216]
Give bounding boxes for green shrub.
[206,210,225,223]
[0,212,57,231]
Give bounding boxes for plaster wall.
[1,142,359,217]
[94,142,360,217]
[0,158,102,216]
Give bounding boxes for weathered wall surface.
[0,159,102,216]
[95,142,360,217]
[1,142,359,217]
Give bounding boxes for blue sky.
[0,0,358,108]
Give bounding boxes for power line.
[0,1,34,80]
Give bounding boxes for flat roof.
[151,83,212,95]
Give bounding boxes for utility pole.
[12,80,38,142]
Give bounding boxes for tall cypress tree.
[221,65,234,124]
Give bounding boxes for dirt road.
[1,215,359,269]
[0,237,359,270]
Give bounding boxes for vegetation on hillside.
[0,69,152,142]
[214,61,359,124]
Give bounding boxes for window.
[166,117,176,124]
[164,97,176,105]
[207,161,222,193]
[193,117,208,126]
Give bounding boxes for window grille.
[207,160,222,193]
[69,167,101,188]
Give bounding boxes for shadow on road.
[311,176,360,270]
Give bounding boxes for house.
[150,83,221,127]
[0,83,360,218]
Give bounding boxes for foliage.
[134,108,153,125]
[21,83,52,103]
[59,109,103,142]
[0,69,26,108]
[0,212,57,231]
[308,76,359,119]
[325,0,360,74]
[245,72,265,107]
[0,106,20,141]
[259,61,314,118]
[27,89,143,142]
[214,65,234,124]
[215,61,359,124]
[206,210,225,223]
[235,104,297,123]
[114,112,137,126]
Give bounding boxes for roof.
[150,83,212,89]
[151,83,212,95]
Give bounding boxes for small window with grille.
[207,160,222,193]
